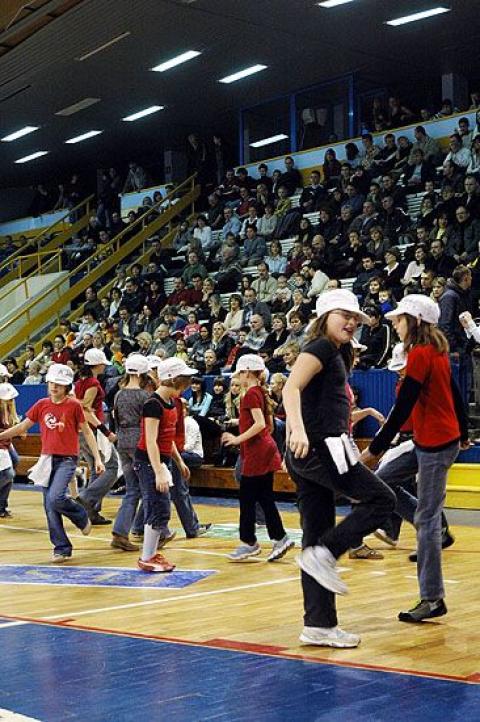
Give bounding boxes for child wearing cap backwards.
[282,289,395,648]
[222,354,295,562]
[361,295,469,623]
[134,357,197,572]
[0,382,20,518]
[0,364,104,562]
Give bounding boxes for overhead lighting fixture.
[65,130,103,144]
[15,151,48,164]
[219,64,267,84]
[1,125,40,142]
[386,7,450,26]
[250,134,289,148]
[122,105,165,122]
[55,98,101,116]
[317,1,355,7]
[151,50,201,72]
[76,32,131,61]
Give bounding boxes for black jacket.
[439,280,473,353]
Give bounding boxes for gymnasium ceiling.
[0,0,479,187]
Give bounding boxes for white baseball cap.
[0,382,18,401]
[84,348,110,366]
[147,354,164,371]
[0,363,12,378]
[388,342,407,372]
[46,363,75,386]
[156,358,198,380]
[351,337,367,352]
[236,354,266,372]
[385,294,440,325]
[125,354,150,375]
[315,289,370,324]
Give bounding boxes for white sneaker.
[81,519,92,536]
[228,543,262,561]
[52,553,71,564]
[299,625,360,648]
[296,546,348,595]
[374,529,398,548]
[266,535,295,562]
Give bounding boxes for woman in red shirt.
[361,295,469,622]
[222,354,294,562]
[0,364,104,562]
[134,357,196,573]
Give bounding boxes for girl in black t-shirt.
[283,289,395,649]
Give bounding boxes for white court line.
[0,621,30,629]
[37,575,300,621]
[369,571,387,576]
[0,710,42,721]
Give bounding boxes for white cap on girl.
[0,383,18,400]
[0,363,12,378]
[125,354,150,375]
[315,289,371,324]
[235,354,266,372]
[385,294,440,325]
[156,358,198,380]
[45,364,74,386]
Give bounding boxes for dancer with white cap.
[0,364,104,562]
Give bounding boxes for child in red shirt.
[134,357,197,573]
[0,364,104,562]
[222,354,294,562]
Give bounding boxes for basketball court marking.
[0,709,42,722]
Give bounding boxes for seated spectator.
[436,183,458,221]
[191,325,211,366]
[402,243,427,289]
[280,156,303,196]
[341,183,365,217]
[144,279,165,316]
[256,203,277,239]
[286,291,312,325]
[360,133,381,175]
[426,238,457,278]
[349,200,378,243]
[322,149,341,187]
[74,310,99,347]
[134,305,157,336]
[449,206,480,263]
[416,194,436,231]
[163,306,187,336]
[296,217,314,245]
[374,134,398,174]
[265,240,287,276]
[378,287,395,315]
[241,226,267,267]
[240,205,259,240]
[366,182,383,212]
[387,96,414,128]
[207,377,228,421]
[203,348,222,376]
[120,278,144,315]
[383,247,405,300]
[181,400,204,467]
[419,268,436,296]
[467,136,480,177]
[429,212,454,250]
[244,314,269,351]
[207,294,227,327]
[316,208,337,242]
[173,220,193,255]
[174,337,189,362]
[215,243,242,292]
[366,226,391,266]
[285,311,308,348]
[199,277,216,315]
[302,259,329,298]
[279,341,300,372]
[183,311,201,342]
[222,207,242,238]
[236,167,255,191]
[210,321,233,366]
[274,185,292,218]
[166,277,191,308]
[460,174,480,219]
[255,182,272,209]
[363,275,383,308]
[251,261,277,303]
[435,98,458,119]
[218,168,241,206]
[391,135,412,177]
[358,306,390,368]
[443,133,471,170]
[403,148,436,190]
[4,358,24,384]
[187,274,205,308]
[353,253,378,299]
[270,277,292,314]
[299,170,326,213]
[151,323,176,357]
[380,173,406,209]
[409,125,442,165]
[242,286,271,328]
[336,230,366,277]
[345,142,361,168]
[181,251,208,285]
[236,186,256,220]
[206,194,225,230]
[224,294,244,335]
[262,314,289,358]
[285,240,304,277]
[136,331,153,356]
[23,360,43,384]
[224,328,249,371]
[432,276,447,304]
[379,195,409,243]
[189,377,212,417]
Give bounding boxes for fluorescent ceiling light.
[65,130,103,144]
[386,7,450,26]
[122,105,165,122]
[317,1,355,7]
[250,134,289,148]
[1,125,40,142]
[15,151,48,164]
[219,64,267,84]
[76,32,131,61]
[151,50,201,72]
[55,98,101,116]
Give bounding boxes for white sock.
[141,524,161,561]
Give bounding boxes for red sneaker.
[137,554,175,573]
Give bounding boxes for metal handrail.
[0,193,95,276]
[0,174,197,342]
[0,250,64,306]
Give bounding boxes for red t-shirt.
[75,377,105,422]
[406,344,460,448]
[136,394,177,458]
[51,349,71,365]
[27,397,85,456]
[239,386,282,477]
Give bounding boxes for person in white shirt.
[444,133,472,169]
[459,311,480,344]
[181,400,204,466]
[193,215,214,252]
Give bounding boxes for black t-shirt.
[301,337,350,443]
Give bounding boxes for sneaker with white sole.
[300,625,360,648]
[398,598,447,623]
[374,529,398,547]
[229,543,261,561]
[52,553,71,564]
[81,519,92,536]
[267,535,295,562]
[137,553,175,573]
[296,546,348,595]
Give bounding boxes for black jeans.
[286,446,395,628]
[239,473,286,545]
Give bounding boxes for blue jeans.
[79,435,119,512]
[42,456,89,556]
[415,442,459,600]
[170,455,201,537]
[113,450,141,538]
[133,458,171,534]
[0,467,14,512]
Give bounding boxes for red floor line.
[1,613,478,686]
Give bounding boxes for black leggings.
[239,472,286,545]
